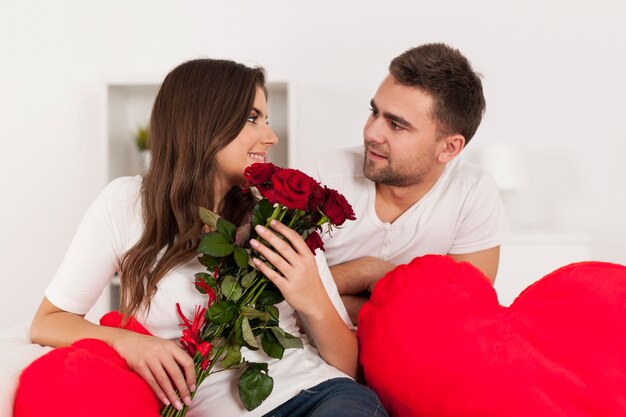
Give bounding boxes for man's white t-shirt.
[45,176,351,417]
[308,147,511,267]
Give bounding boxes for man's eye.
[369,108,378,117]
[390,121,403,131]
[247,115,258,124]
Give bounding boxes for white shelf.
[106,81,292,180]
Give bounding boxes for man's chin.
[363,167,385,183]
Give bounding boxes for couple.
[26,43,508,417]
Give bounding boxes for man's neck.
[374,166,445,224]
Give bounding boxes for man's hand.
[330,256,396,295]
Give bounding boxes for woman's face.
[215,86,278,193]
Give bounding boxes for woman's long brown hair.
[119,59,265,319]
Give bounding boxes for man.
[309,43,510,324]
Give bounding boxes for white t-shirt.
[45,176,352,417]
[308,147,511,267]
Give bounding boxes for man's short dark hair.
[389,43,486,144]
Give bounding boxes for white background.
[1,0,625,329]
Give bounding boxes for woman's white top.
[45,176,352,417]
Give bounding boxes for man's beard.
[363,150,435,187]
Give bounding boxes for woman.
[28,59,387,417]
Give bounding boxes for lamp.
[480,143,529,232]
[480,142,528,191]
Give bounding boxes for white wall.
[1,0,625,329]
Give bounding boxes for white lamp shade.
[480,143,529,191]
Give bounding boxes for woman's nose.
[264,125,279,145]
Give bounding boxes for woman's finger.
[253,257,286,287]
[162,355,192,407]
[173,348,197,394]
[250,237,293,275]
[254,224,299,264]
[267,220,311,255]
[147,360,184,410]
[135,363,171,407]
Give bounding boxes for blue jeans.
[262,378,388,417]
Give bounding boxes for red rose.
[244,163,280,187]
[304,231,325,253]
[270,169,317,210]
[308,184,328,212]
[256,187,277,203]
[321,187,356,226]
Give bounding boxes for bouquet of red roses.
[160,163,355,416]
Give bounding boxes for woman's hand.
[250,219,359,377]
[30,298,196,410]
[250,220,331,319]
[113,331,196,410]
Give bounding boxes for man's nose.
[364,116,385,144]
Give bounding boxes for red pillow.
[357,255,626,417]
[13,313,161,417]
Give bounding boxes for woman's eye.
[247,115,258,124]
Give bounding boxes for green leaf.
[241,306,270,322]
[200,321,221,341]
[247,362,269,373]
[241,270,257,288]
[217,218,237,242]
[260,330,284,359]
[238,363,274,411]
[221,275,243,302]
[234,246,249,270]
[270,327,303,350]
[198,254,220,269]
[209,336,226,349]
[198,232,234,257]
[264,305,280,323]
[251,199,274,230]
[221,342,242,369]
[241,317,259,349]
[207,300,237,324]
[255,288,285,307]
[194,272,218,294]
[234,316,244,346]
[199,207,220,229]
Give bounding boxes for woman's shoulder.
[100,175,143,202]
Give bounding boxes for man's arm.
[330,256,396,325]
[330,256,397,295]
[449,245,500,284]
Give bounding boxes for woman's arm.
[30,297,196,410]
[31,177,196,410]
[250,220,358,378]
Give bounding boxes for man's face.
[363,75,442,187]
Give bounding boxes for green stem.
[287,210,304,229]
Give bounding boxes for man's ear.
[437,134,465,163]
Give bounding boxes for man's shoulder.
[446,157,491,187]
[441,157,501,204]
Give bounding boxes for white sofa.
[0,324,51,417]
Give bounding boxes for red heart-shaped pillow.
[357,255,626,417]
[13,312,161,417]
